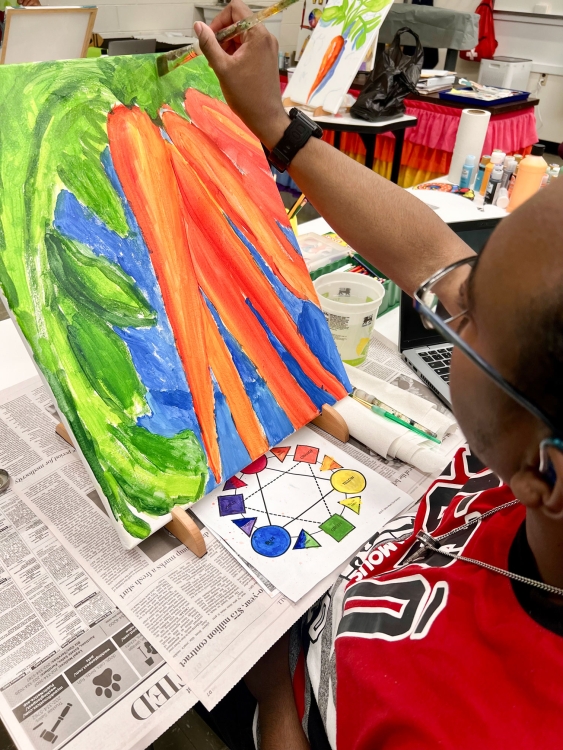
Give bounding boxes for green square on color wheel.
[319,514,355,542]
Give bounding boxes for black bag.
[351,28,424,122]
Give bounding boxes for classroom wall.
[41,0,192,35]
[41,0,301,47]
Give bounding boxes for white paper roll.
[447,108,491,186]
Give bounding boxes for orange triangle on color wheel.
[271,446,291,463]
[339,496,362,514]
[321,455,342,472]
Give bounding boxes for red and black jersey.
[292,446,563,749]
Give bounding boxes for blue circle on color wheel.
[251,525,291,558]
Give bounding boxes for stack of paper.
[417,69,456,93]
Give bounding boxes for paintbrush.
[156,0,300,77]
[287,193,308,220]
[352,388,441,443]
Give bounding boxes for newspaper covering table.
[0,382,195,750]
[0,378,346,720]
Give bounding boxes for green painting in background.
[0,54,351,548]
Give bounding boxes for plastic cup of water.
[313,271,385,366]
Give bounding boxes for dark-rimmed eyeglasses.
[413,256,560,437]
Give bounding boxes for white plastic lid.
[491,152,506,164]
[496,188,510,209]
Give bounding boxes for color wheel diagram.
[216,444,367,558]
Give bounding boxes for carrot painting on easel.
[284,0,394,114]
[0,55,350,548]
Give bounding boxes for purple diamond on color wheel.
[218,493,246,516]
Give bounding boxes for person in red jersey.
[191,4,563,747]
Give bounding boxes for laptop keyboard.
[419,347,453,384]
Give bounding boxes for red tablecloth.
[323,99,538,187]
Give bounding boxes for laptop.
[399,218,501,409]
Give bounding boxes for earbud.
[539,438,563,488]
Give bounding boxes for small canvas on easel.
[284,0,394,114]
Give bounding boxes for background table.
[324,95,539,189]
[314,113,418,185]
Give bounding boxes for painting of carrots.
[285,0,394,114]
[0,54,350,548]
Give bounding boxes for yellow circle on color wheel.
[330,469,366,494]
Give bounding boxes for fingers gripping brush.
[156,0,300,77]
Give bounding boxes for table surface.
[312,112,418,134]
[407,92,540,116]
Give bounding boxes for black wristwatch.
[264,108,323,172]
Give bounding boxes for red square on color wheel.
[294,445,319,464]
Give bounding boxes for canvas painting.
[0,54,350,548]
[285,0,394,114]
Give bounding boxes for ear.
[510,441,563,514]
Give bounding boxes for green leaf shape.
[110,425,208,515]
[321,5,344,23]
[66,311,148,417]
[354,27,367,49]
[45,229,156,328]
[362,0,392,13]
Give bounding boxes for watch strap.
[265,108,323,172]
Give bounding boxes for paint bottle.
[507,143,548,213]
[499,157,516,191]
[473,155,490,192]
[547,164,560,183]
[495,187,510,209]
[480,151,505,196]
[459,155,476,189]
[485,163,503,204]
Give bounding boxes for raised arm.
[194,1,472,298]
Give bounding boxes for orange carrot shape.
[200,295,269,459]
[307,34,345,102]
[161,109,315,301]
[107,105,222,483]
[167,141,348,403]
[183,89,288,226]
[186,213,318,428]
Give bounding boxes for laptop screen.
[400,218,501,353]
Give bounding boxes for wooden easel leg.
[310,403,349,442]
[55,422,207,557]
[166,508,207,558]
[56,422,73,446]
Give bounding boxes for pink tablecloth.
[402,99,538,156]
[279,75,538,187]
